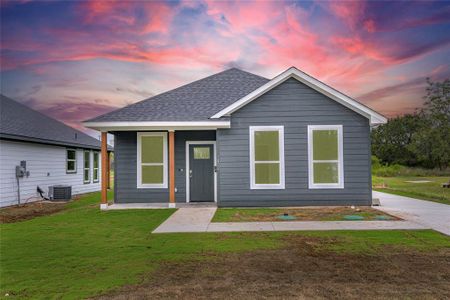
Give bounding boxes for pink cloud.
[2,0,449,127]
[321,1,367,29]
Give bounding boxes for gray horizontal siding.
[114,131,167,203]
[217,78,372,207]
[113,130,215,203]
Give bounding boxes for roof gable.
[211,67,387,125]
[0,95,104,149]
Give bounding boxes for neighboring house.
[84,67,386,208]
[0,95,112,207]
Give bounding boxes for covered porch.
[91,121,229,210]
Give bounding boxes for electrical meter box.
[16,165,26,177]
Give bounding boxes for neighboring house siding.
[113,131,216,203]
[0,140,102,207]
[217,78,372,207]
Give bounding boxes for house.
[84,67,386,209]
[0,95,112,207]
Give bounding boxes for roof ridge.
[85,68,268,122]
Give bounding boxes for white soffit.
[83,121,231,131]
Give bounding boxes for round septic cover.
[375,215,392,220]
[277,215,297,220]
[343,215,364,220]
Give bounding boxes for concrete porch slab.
[106,203,169,210]
[105,202,217,210]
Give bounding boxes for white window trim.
[83,150,91,184]
[66,149,77,174]
[93,151,99,183]
[137,132,168,189]
[308,125,344,189]
[249,126,285,190]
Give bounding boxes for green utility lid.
[277,214,297,220]
[343,215,365,220]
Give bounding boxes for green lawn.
[373,176,450,205]
[1,192,449,299]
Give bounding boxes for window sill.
[251,184,285,190]
[308,184,344,189]
[137,184,168,189]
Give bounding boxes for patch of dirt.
[95,236,450,299]
[223,206,400,222]
[0,201,67,223]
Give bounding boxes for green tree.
[371,114,420,166]
[410,79,450,169]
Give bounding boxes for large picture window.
[66,149,77,173]
[308,125,344,189]
[84,150,91,183]
[93,152,99,183]
[249,126,285,189]
[137,132,168,188]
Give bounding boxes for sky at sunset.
[1,0,449,136]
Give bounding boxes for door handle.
[189,169,193,178]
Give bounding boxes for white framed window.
[308,125,344,189]
[93,152,99,183]
[66,149,77,174]
[137,132,168,188]
[83,150,91,183]
[249,126,285,189]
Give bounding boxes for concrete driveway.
[373,191,450,236]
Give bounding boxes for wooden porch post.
[169,130,175,207]
[101,132,108,209]
[106,151,110,189]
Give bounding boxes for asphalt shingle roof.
[0,95,104,149]
[87,68,269,122]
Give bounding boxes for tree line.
[371,79,450,170]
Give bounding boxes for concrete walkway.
[152,204,428,234]
[207,220,426,232]
[153,208,217,233]
[373,191,450,236]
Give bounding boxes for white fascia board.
[83,121,230,132]
[211,67,387,125]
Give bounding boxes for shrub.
[371,156,450,177]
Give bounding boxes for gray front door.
[189,144,214,202]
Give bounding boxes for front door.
[189,144,214,202]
